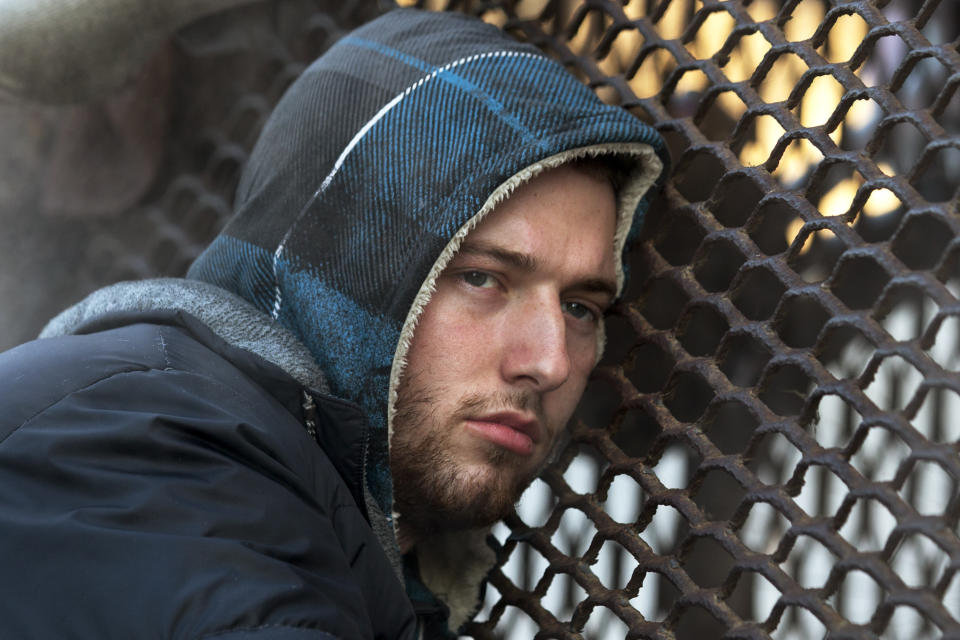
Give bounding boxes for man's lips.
[463,412,541,456]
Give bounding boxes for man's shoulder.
[0,322,181,432]
[0,321,317,473]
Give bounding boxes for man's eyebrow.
[457,241,540,272]
[457,240,618,300]
[574,277,618,301]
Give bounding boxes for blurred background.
[0,0,384,349]
[1,0,958,637]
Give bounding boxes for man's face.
[391,163,618,541]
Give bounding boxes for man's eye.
[461,271,495,288]
[562,301,597,322]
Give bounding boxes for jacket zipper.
[301,390,319,442]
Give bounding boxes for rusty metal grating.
[414,0,959,638]
[17,0,958,637]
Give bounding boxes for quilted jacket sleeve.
[0,324,416,640]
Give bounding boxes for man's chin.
[405,459,531,533]
[390,400,548,537]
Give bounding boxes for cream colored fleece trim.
[387,142,662,630]
[417,528,495,631]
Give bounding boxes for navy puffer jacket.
[0,281,416,638]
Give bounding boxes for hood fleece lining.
[386,142,663,631]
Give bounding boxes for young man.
[0,8,667,639]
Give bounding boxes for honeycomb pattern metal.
[33,0,960,637]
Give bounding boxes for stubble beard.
[391,383,549,539]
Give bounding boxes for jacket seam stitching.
[157,331,172,369]
[0,365,149,448]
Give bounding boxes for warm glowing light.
[468,0,883,191]
[629,49,677,99]
[772,137,824,185]
[740,115,785,166]
[622,0,648,21]
[515,0,550,21]
[863,188,901,217]
[567,11,605,55]
[785,0,824,41]
[716,91,748,120]
[595,85,620,106]
[760,53,809,103]
[746,0,778,23]
[481,7,508,28]
[658,0,702,40]
[818,176,863,216]
[844,98,882,135]
[800,75,844,128]
[724,32,772,83]
[599,28,644,78]
[676,69,709,95]
[686,11,735,60]
[786,218,805,248]
[822,13,869,63]
[401,0,445,9]
[794,227,838,257]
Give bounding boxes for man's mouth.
[463,411,541,456]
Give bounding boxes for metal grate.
[5,0,958,637]
[407,0,959,638]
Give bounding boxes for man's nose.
[501,293,571,392]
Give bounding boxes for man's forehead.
[460,163,617,257]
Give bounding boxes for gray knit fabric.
[41,278,328,394]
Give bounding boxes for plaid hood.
[187,7,668,627]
